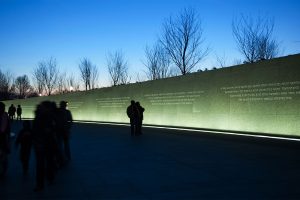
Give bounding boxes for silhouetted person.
[135,102,145,135]
[0,102,10,178]
[8,104,16,120]
[54,107,64,168]
[32,101,57,191]
[17,105,22,121]
[56,101,73,164]
[127,100,138,136]
[15,120,32,175]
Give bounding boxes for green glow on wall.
[4,54,300,136]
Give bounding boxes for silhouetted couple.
[8,104,22,121]
[8,104,16,120]
[126,100,145,136]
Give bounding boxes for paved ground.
[1,121,300,199]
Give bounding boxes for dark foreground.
[1,121,300,199]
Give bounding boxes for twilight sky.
[0,0,299,87]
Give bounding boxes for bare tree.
[232,14,280,63]
[106,51,129,86]
[232,58,243,66]
[0,69,14,100]
[67,74,74,90]
[120,70,130,85]
[215,53,227,68]
[160,8,209,75]
[34,57,59,96]
[135,72,146,83]
[144,45,159,80]
[144,42,172,80]
[66,74,80,91]
[79,58,98,90]
[0,70,10,95]
[57,72,67,94]
[43,58,59,96]
[91,65,99,89]
[157,45,174,78]
[14,75,31,98]
[32,66,44,95]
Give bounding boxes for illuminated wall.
[4,54,300,136]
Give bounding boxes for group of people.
[8,104,22,121]
[31,100,73,191]
[1,99,145,191]
[126,100,145,136]
[0,100,73,192]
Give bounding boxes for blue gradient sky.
[0,0,299,87]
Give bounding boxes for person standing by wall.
[135,102,145,135]
[8,104,16,121]
[56,101,73,163]
[126,100,138,136]
[17,105,22,121]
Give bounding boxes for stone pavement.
[1,121,300,199]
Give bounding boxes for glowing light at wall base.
[5,54,300,136]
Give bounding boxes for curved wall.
[4,54,300,136]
